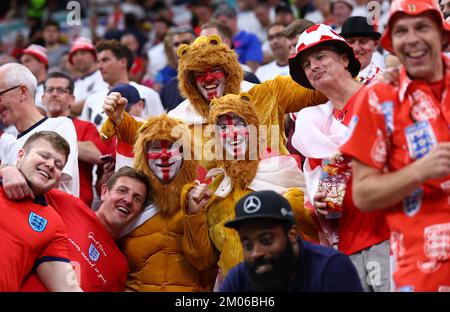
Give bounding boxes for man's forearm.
[352,159,423,211]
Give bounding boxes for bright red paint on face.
[147,141,181,181]
[194,68,226,84]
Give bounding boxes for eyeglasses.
[0,85,21,97]
[45,87,70,95]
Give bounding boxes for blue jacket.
[220,238,363,292]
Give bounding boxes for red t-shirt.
[340,57,450,291]
[72,118,108,207]
[335,91,390,255]
[20,189,128,292]
[309,92,390,255]
[0,188,69,291]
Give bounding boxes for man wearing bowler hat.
[220,190,363,292]
[340,16,385,83]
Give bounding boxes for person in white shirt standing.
[69,37,109,116]
[255,23,291,82]
[0,63,79,197]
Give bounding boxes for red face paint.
[217,114,249,157]
[147,141,183,182]
[194,68,226,84]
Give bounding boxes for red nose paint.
[147,141,179,181]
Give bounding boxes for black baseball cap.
[225,190,295,229]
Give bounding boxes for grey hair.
[0,63,37,98]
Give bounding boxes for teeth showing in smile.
[229,138,244,146]
[205,84,218,90]
[407,51,426,58]
[38,169,50,179]
[117,206,129,215]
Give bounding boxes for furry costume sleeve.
[180,182,219,271]
[284,187,319,242]
[100,112,143,144]
[254,76,328,113]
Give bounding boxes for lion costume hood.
[177,35,243,119]
[133,114,196,215]
[208,93,259,188]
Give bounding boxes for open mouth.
[37,169,50,179]
[156,163,174,168]
[204,84,218,90]
[406,50,426,58]
[254,264,272,274]
[228,137,244,146]
[116,205,130,216]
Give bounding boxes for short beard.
[245,237,298,292]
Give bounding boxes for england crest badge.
[405,121,437,159]
[88,243,100,262]
[403,188,423,217]
[28,211,48,232]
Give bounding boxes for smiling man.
[340,16,384,83]
[340,0,450,291]
[18,166,150,292]
[0,131,81,292]
[220,190,362,292]
[0,63,79,198]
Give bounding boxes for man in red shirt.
[340,0,450,291]
[19,166,150,291]
[0,131,81,291]
[288,23,391,291]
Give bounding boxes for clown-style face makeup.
[194,67,226,101]
[217,113,249,159]
[147,140,183,183]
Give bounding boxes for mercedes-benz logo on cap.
[243,196,261,214]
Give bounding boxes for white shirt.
[255,61,289,82]
[0,117,80,197]
[130,81,165,118]
[35,83,45,112]
[74,70,108,103]
[147,42,167,79]
[80,82,164,130]
[305,10,324,24]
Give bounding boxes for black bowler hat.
[340,16,381,40]
[225,190,295,229]
[275,2,293,15]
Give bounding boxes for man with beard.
[220,190,362,292]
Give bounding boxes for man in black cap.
[340,16,384,83]
[109,83,145,118]
[275,2,295,26]
[220,190,363,292]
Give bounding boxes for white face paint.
[217,113,249,159]
[147,140,183,183]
